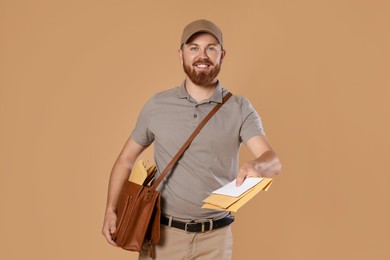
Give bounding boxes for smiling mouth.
[193,58,213,67]
[195,64,210,68]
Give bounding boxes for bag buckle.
[145,190,154,201]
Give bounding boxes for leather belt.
[161,215,234,233]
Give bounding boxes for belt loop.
[168,216,173,228]
[209,219,213,231]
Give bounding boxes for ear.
[178,49,183,64]
[220,49,226,63]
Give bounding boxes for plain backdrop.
[1,0,389,259]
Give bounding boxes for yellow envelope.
[128,160,156,185]
[202,178,273,212]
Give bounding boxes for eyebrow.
[187,43,218,47]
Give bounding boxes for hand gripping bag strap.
[151,91,232,190]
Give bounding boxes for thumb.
[109,224,116,235]
[236,175,246,187]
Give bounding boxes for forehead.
[186,32,220,45]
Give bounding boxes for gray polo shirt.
[131,82,265,219]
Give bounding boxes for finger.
[103,227,118,246]
[109,224,116,235]
[106,232,118,246]
[236,174,246,187]
[108,237,117,247]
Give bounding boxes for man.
[102,19,281,259]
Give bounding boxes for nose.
[198,48,209,59]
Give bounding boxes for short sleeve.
[239,97,265,143]
[130,97,155,146]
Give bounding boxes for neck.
[185,78,218,102]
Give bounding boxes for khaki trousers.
[139,224,233,260]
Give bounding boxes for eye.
[207,47,216,51]
[190,46,199,51]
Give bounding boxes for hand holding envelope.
[129,161,273,212]
[202,177,273,212]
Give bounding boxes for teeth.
[196,64,208,68]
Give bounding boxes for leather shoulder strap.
[151,92,233,190]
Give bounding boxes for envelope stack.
[202,178,273,212]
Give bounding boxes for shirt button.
[194,114,197,118]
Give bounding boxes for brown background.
[1,0,389,259]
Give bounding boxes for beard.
[183,59,221,87]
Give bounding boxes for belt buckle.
[184,220,213,233]
[184,222,194,233]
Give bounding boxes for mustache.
[193,59,214,66]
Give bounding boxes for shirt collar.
[177,80,225,104]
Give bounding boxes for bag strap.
[150,92,233,190]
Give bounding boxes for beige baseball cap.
[180,19,223,47]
